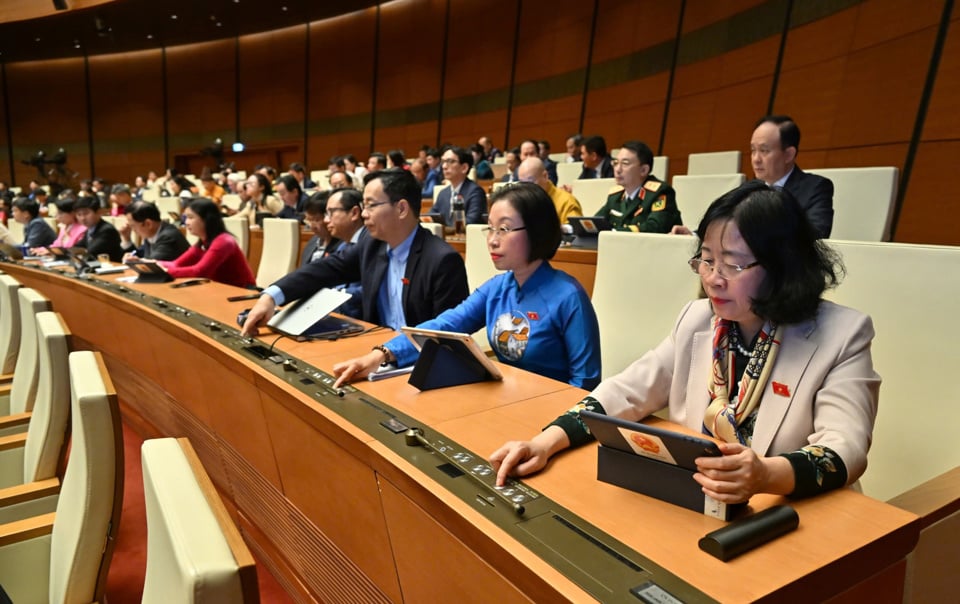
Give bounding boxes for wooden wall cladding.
[0,0,955,244]
[0,67,9,187]
[88,49,165,181]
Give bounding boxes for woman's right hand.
[332,350,386,389]
[489,426,570,486]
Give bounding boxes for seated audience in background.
[160,198,255,288]
[332,183,601,389]
[518,158,582,225]
[434,146,487,225]
[226,172,245,195]
[75,195,123,261]
[289,162,316,190]
[320,187,366,319]
[240,169,469,337]
[469,144,494,180]
[750,115,833,238]
[256,165,277,182]
[132,175,148,200]
[30,196,86,255]
[421,148,443,197]
[490,183,878,505]
[169,176,196,205]
[367,152,387,173]
[598,141,681,233]
[119,201,190,261]
[199,172,225,205]
[501,148,520,183]
[12,197,56,248]
[478,136,502,162]
[387,150,407,170]
[34,188,50,214]
[329,170,354,190]
[109,184,134,216]
[274,175,303,219]
[409,157,428,186]
[578,135,614,179]
[236,173,282,227]
[565,133,583,162]
[0,181,13,204]
[300,191,340,266]
[538,140,559,184]
[343,154,366,185]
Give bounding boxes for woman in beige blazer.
[491,182,880,504]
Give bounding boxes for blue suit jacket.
[433,179,486,225]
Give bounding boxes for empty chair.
[256,218,299,289]
[651,156,670,182]
[141,437,259,603]
[592,232,700,379]
[0,350,123,604]
[155,196,182,223]
[548,152,568,163]
[221,193,243,213]
[5,221,24,246]
[225,214,250,256]
[0,311,71,523]
[687,150,742,175]
[672,173,746,230]
[570,178,621,216]
[0,275,22,379]
[0,288,53,420]
[807,167,898,242]
[490,163,510,181]
[556,161,583,188]
[141,187,160,202]
[419,222,443,239]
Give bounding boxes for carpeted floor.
[105,423,294,603]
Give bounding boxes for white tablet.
[401,326,503,381]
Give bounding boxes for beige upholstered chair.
[141,187,160,202]
[221,193,243,213]
[464,224,500,351]
[141,437,259,604]
[5,221,24,246]
[591,232,699,380]
[256,218,299,289]
[672,173,746,230]
[0,288,53,421]
[419,222,444,239]
[155,196,182,224]
[0,275,22,379]
[548,152,567,163]
[686,150,742,175]
[651,156,670,182]
[43,216,58,232]
[570,177,621,216]
[225,214,250,256]
[807,167,898,242]
[433,183,449,203]
[0,311,71,523]
[0,350,123,603]
[555,161,583,188]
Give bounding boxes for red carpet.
[105,423,293,603]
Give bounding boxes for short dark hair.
[520,139,539,154]
[111,184,131,197]
[277,174,302,197]
[186,198,227,244]
[755,115,801,151]
[695,182,842,324]
[425,147,441,160]
[173,176,194,193]
[446,146,473,169]
[468,143,485,156]
[619,141,655,170]
[369,169,423,216]
[74,195,100,212]
[289,162,306,174]
[303,190,332,215]
[387,150,406,168]
[35,188,48,198]
[328,155,346,170]
[582,135,607,157]
[489,183,561,262]
[330,187,363,212]
[126,201,162,223]
[368,153,387,169]
[331,171,354,186]
[54,196,77,214]
[13,197,40,217]
[539,140,551,152]
[568,133,583,146]
[251,173,273,197]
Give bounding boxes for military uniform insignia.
[643,180,660,192]
[652,196,666,211]
[610,208,623,217]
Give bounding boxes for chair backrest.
[464,224,501,291]
[221,194,243,212]
[548,152,568,163]
[44,216,58,231]
[433,183,449,203]
[592,232,700,379]
[22,312,71,484]
[570,178,621,216]
[256,218,299,288]
[141,187,159,202]
[7,288,53,416]
[652,156,670,182]
[0,274,23,374]
[48,350,123,604]
[141,437,258,604]
[491,163,509,181]
[6,220,24,245]
[492,156,507,165]
[822,240,960,501]
[807,167,898,242]
[224,215,250,256]
[155,197,182,223]
[687,150,742,175]
[556,161,583,188]
[419,222,443,239]
[672,173,746,230]
[310,170,328,186]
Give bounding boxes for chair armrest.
[0,374,11,385]
[0,478,59,507]
[0,412,30,438]
[0,432,27,452]
[0,383,10,395]
[0,511,54,546]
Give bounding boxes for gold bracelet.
[372,344,393,365]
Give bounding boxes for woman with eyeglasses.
[490,182,879,504]
[332,182,601,389]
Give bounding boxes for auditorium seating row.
[0,274,257,602]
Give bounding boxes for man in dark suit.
[241,169,468,337]
[433,146,487,225]
[750,115,834,238]
[500,148,520,183]
[119,201,190,261]
[578,135,614,179]
[538,140,559,184]
[74,195,123,262]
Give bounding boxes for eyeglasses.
[612,159,635,168]
[324,207,347,218]
[483,225,527,239]
[364,200,396,211]
[440,158,459,165]
[688,256,760,280]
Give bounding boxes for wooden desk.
[2,262,919,603]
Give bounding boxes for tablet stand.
[408,338,494,391]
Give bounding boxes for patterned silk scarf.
[703,316,780,445]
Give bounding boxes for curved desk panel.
[1,261,919,604]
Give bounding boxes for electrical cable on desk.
[267,333,287,354]
[309,323,390,342]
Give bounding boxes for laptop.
[567,216,613,249]
[268,288,365,339]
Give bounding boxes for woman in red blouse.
[161,198,255,288]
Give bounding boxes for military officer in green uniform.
[598,141,681,233]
